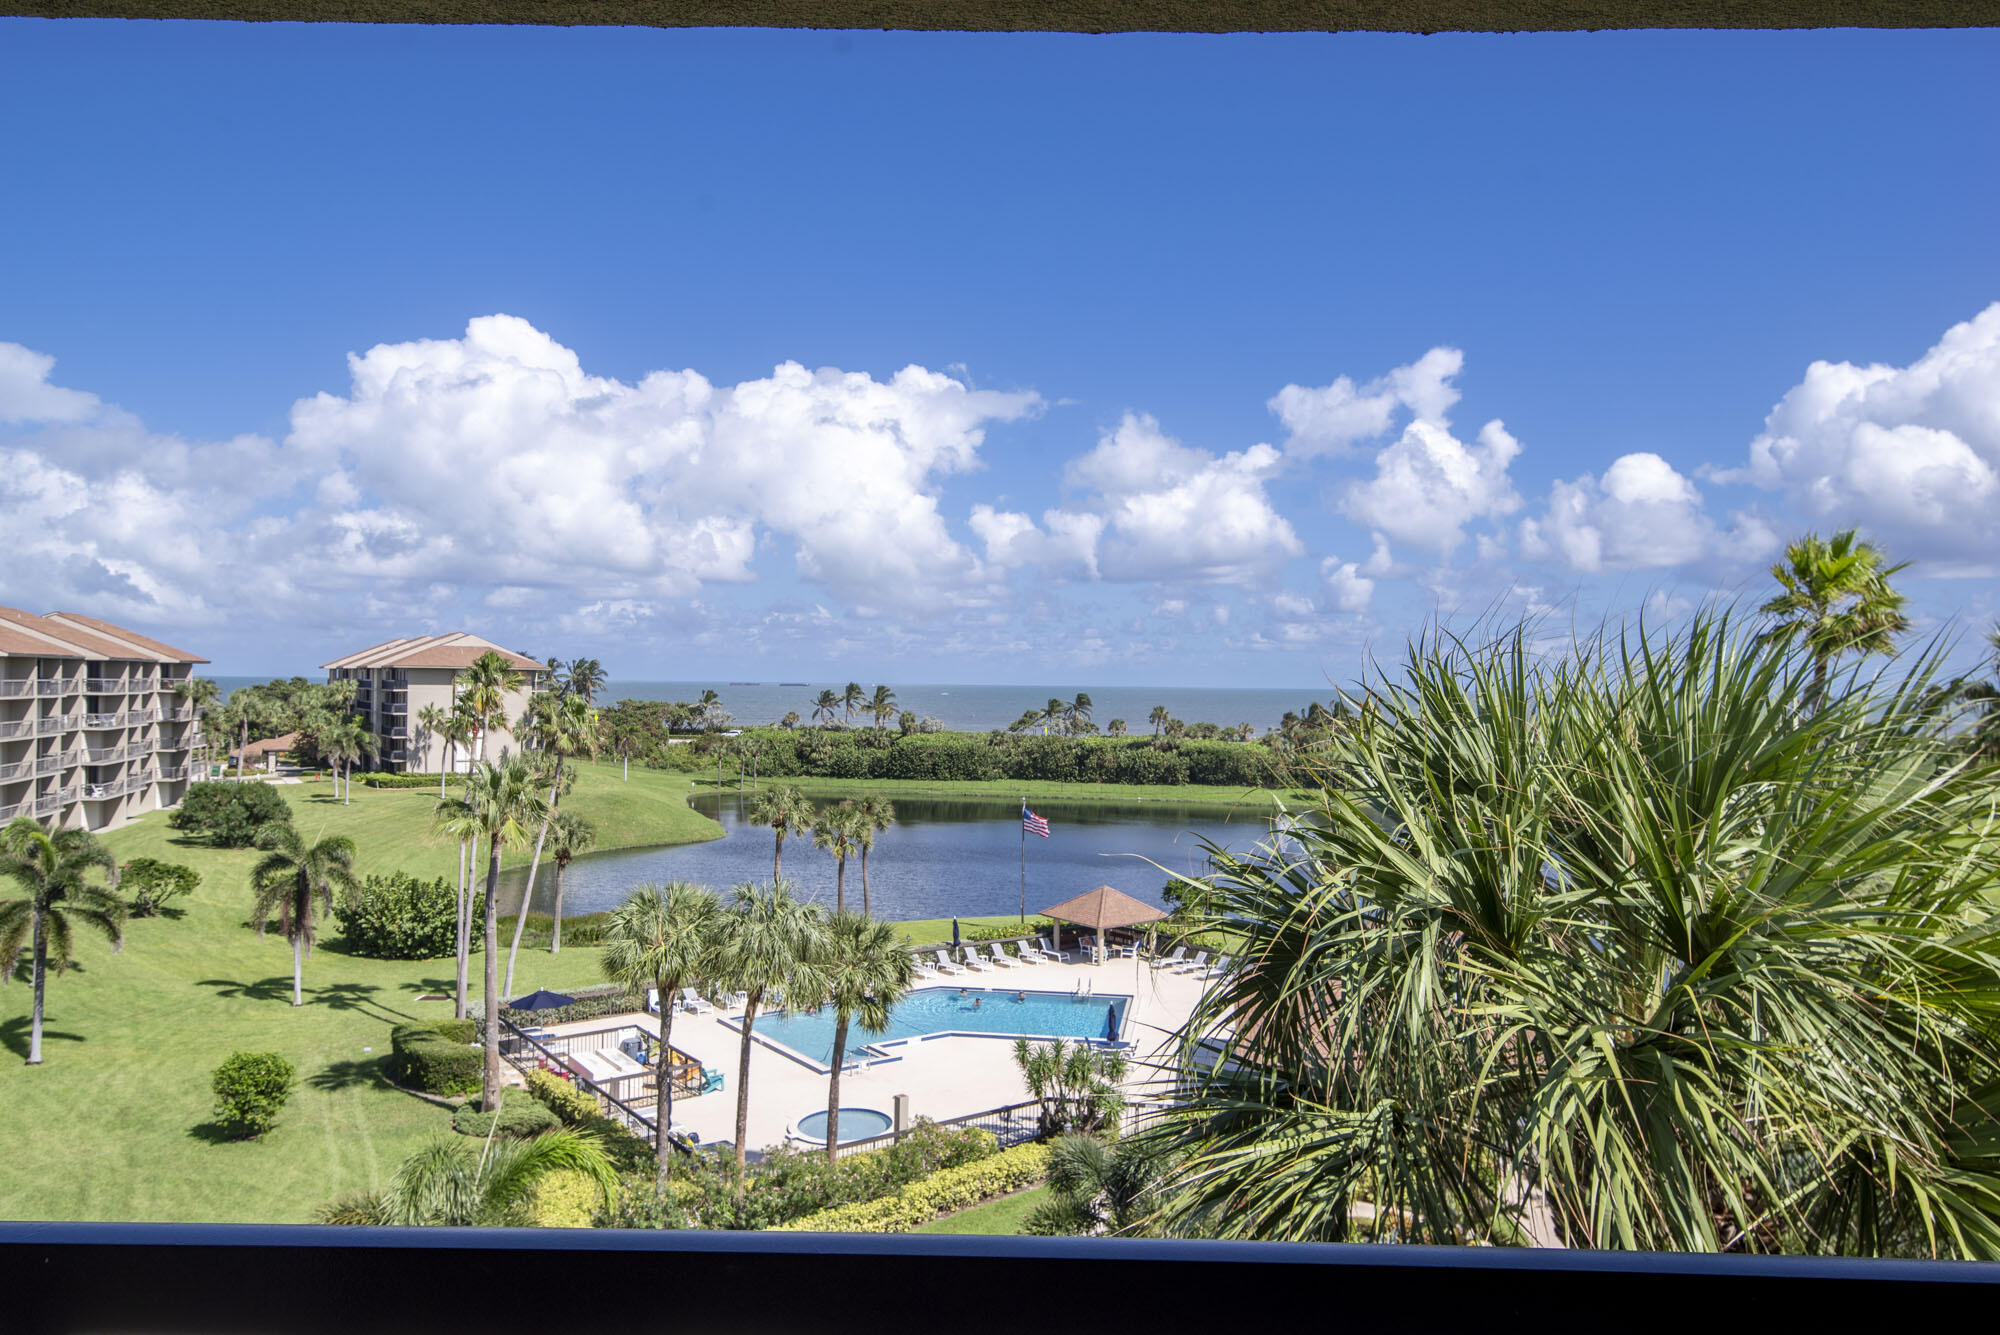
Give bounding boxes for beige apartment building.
[321,634,546,774]
[0,607,208,834]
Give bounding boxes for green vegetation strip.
[769,1143,1050,1232]
[911,1184,1052,1235]
[710,775,1290,809]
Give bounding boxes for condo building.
[0,607,208,834]
[321,634,546,774]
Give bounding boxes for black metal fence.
[497,1017,706,1150]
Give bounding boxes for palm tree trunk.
[482,835,503,1110]
[826,1012,850,1164]
[454,839,471,1019]
[860,847,870,919]
[293,933,304,1006]
[26,907,46,1065]
[550,861,566,954]
[734,992,760,1179]
[772,833,782,885]
[655,993,677,1194]
[440,742,451,798]
[505,765,562,996]
[835,855,845,915]
[237,715,248,779]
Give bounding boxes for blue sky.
[3,22,1996,685]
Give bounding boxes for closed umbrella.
[1104,1003,1119,1044]
[951,917,961,963]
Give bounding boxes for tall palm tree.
[1147,705,1168,736]
[712,881,828,1176]
[229,693,271,779]
[0,818,123,1066]
[415,703,451,792]
[320,1129,615,1226]
[564,658,608,704]
[813,802,865,915]
[745,784,815,884]
[852,795,895,918]
[174,675,223,774]
[1146,613,2000,1254]
[1759,527,1912,707]
[841,682,864,726]
[441,758,546,1108]
[814,912,914,1162]
[320,715,375,805]
[248,820,360,1007]
[696,689,723,731]
[599,881,725,1192]
[1042,698,1067,736]
[867,685,898,729]
[432,792,483,1019]
[545,811,596,954]
[811,690,840,726]
[503,691,599,996]
[1065,692,1093,733]
[439,702,477,788]
[456,650,524,765]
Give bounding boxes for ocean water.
[597,680,1331,734]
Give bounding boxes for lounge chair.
[1204,956,1233,979]
[1114,939,1141,959]
[913,955,941,978]
[1151,946,1187,971]
[1017,939,1056,964]
[987,945,1023,969]
[680,987,715,1014]
[1172,951,1210,975]
[1035,936,1071,963]
[961,948,996,972]
[700,1068,725,1095]
[932,949,967,976]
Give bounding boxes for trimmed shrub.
[121,857,200,916]
[358,772,449,789]
[389,1020,481,1096]
[500,985,645,1029]
[772,1143,1050,1232]
[211,1051,296,1139]
[168,781,291,847]
[429,1017,478,1045]
[453,1095,562,1139]
[524,1067,603,1126]
[529,1167,605,1228]
[966,918,1053,943]
[334,872,475,960]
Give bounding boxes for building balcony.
[34,755,65,776]
[0,720,30,740]
[37,716,78,735]
[83,677,130,693]
[82,746,124,764]
[36,679,71,697]
[82,713,121,729]
[128,707,159,724]
[130,737,157,755]
[388,726,408,739]
[157,765,187,782]
[0,761,31,783]
[0,801,22,822]
[0,680,32,698]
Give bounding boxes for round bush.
[211,1051,296,1139]
[453,1096,562,1139]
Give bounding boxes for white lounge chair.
[987,945,1023,969]
[1035,936,1071,963]
[913,954,941,978]
[961,948,996,971]
[680,987,715,1014]
[1204,956,1233,979]
[1151,946,1187,971]
[1172,951,1210,975]
[933,949,967,976]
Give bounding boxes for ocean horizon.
[209,676,1336,734]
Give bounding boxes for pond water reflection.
[500,792,1289,923]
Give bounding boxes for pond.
[498,792,1291,923]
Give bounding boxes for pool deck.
[532,952,1213,1152]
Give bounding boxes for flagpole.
[1019,795,1027,924]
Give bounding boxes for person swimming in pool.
[959,987,968,997]
[973,997,982,1009]
[1015,991,1026,1002]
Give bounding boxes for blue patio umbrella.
[1104,1003,1119,1043]
[951,918,961,957]
[508,988,576,1012]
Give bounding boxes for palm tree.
[432,793,483,1020]
[841,682,864,726]
[1759,527,1912,707]
[695,689,723,732]
[441,758,546,1108]
[320,1129,615,1226]
[174,675,222,774]
[712,881,828,1176]
[1065,693,1093,733]
[813,802,865,915]
[1107,718,1127,737]
[415,703,451,792]
[504,691,599,996]
[320,715,375,805]
[745,785,815,884]
[456,651,524,765]
[248,820,360,1007]
[229,693,271,779]
[600,882,724,1191]
[780,711,801,729]
[545,811,596,954]
[1041,698,1067,735]
[1147,705,1168,736]
[1025,1134,1169,1236]
[811,690,840,727]
[0,818,123,1066]
[564,658,608,704]
[867,685,898,729]
[852,795,895,918]
[1146,613,2000,1254]
[813,912,914,1162]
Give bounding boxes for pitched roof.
[0,606,206,663]
[321,632,544,673]
[1037,885,1169,930]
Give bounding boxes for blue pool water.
[794,1109,894,1144]
[748,987,1129,1067]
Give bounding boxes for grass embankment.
[911,1185,1051,1234]
[0,762,716,1225]
[694,774,1295,809]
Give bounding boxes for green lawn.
[0,762,716,1225]
[911,1185,1051,1234]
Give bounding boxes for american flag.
[1022,805,1050,838]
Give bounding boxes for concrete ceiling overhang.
[6,0,1997,30]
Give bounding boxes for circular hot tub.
[789,1108,893,1146]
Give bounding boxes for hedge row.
[500,984,647,1029]
[388,1019,481,1096]
[359,772,448,789]
[522,1069,657,1175]
[770,1142,1051,1233]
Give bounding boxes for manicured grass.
[889,916,1050,949]
[0,762,717,1225]
[696,774,1290,810]
[910,1184,1051,1234]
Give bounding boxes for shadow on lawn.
[309,1055,395,1094]
[193,977,424,1025]
[0,1015,89,1059]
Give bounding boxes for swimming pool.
[741,987,1130,1070]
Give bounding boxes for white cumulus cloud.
[1521,451,1776,574]
[1343,418,1524,559]
[1270,347,1465,457]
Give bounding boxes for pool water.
[748,987,1129,1067]
[794,1109,894,1144]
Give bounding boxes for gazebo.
[1038,885,1168,965]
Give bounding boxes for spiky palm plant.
[814,912,914,1161]
[712,881,828,1178]
[599,881,724,1192]
[0,818,124,1065]
[1145,612,2000,1256]
[319,1128,615,1226]
[1013,1038,1127,1138]
[1026,1133,1169,1236]
[248,821,359,1007]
